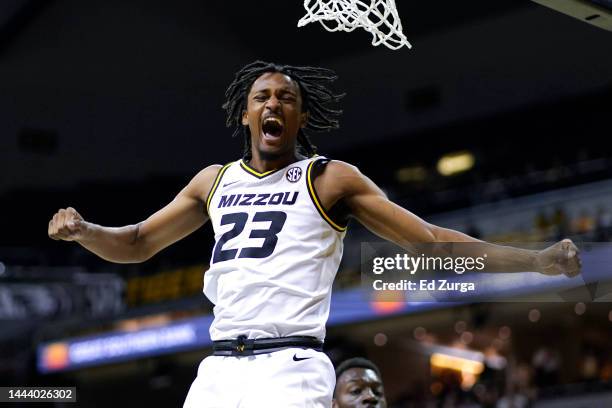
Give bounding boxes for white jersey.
[204,156,346,341]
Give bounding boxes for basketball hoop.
[297,0,412,50]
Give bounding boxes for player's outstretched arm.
[317,161,580,277]
[48,165,221,264]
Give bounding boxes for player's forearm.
[428,225,538,273]
[76,222,148,264]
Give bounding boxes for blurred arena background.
[1,0,611,406]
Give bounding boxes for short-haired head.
[335,357,382,380]
[333,357,386,408]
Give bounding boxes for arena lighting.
[485,353,508,370]
[454,320,467,334]
[426,344,485,370]
[575,302,587,315]
[413,327,427,340]
[373,333,388,346]
[498,326,511,340]
[430,353,485,375]
[460,331,474,345]
[395,165,427,182]
[528,308,541,322]
[461,373,477,390]
[436,151,475,176]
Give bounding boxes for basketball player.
[48,61,581,407]
[333,357,387,408]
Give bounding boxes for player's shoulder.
[183,164,225,198]
[193,164,225,183]
[314,158,362,180]
[311,159,367,199]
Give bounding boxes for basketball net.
[297,0,412,50]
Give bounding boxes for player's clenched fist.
[535,238,582,278]
[48,207,89,241]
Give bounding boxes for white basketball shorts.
[183,347,335,407]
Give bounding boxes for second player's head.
[223,61,344,162]
[333,357,387,408]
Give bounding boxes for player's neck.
[247,151,303,173]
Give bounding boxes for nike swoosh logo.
[223,180,239,187]
[293,354,311,362]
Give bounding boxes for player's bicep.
[138,193,206,255]
[341,166,436,245]
[350,193,437,245]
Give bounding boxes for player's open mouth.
[262,117,284,139]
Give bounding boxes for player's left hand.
[535,239,581,277]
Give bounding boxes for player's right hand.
[48,207,88,241]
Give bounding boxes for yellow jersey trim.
[205,162,233,215]
[239,160,280,178]
[306,159,347,232]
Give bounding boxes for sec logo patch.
[286,167,302,183]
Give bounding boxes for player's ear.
[300,111,309,129]
[241,110,249,126]
[331,398,339,408]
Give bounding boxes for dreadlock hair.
[222,60,345,160]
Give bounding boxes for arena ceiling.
[0,0,610,192]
